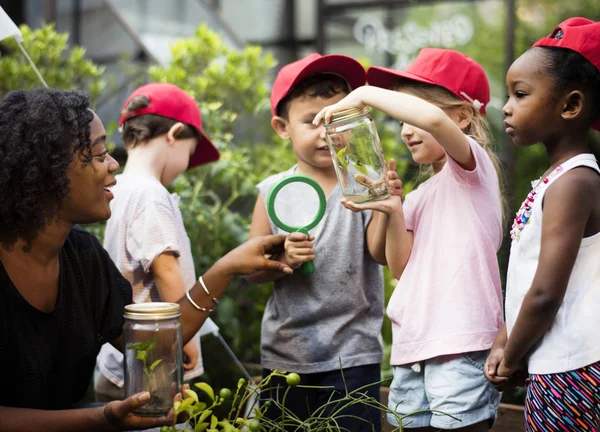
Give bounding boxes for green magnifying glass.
[266,175,327,275]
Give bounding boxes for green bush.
[0,23,105,101]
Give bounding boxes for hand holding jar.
[313,90,391,204]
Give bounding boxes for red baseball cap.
[119,83,219,169]
[367,48,490,115]
[533,17,600,131]
[270,53,367,116]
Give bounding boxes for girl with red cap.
[314,48,504,431]
[486,18,600,430]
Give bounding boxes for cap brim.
[367,65,436,89]
[281,55,366,111]
[188,132,220,170]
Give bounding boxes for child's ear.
[166,122,185,145]
[455,105,473,131]
[271,116,290,140]
[561,90,585,122]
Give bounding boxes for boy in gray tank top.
[245,53,387,431]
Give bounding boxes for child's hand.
[341,159,404,216]
[497,357,526,378]
[342,194,402,215]
[284,232,315,270]
[484,347,510,390]
[491,355,528,390]
[387,159,403,199]
[182,340,199,371]
[312,87,367,126]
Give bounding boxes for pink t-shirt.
[388,136,504,365]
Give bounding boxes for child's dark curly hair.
[276,73,351,119]
[537,46,600,124]
[0,88,94,249]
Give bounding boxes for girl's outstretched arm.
[499,169,597,376]
[313,86,475,169]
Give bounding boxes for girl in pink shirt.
[314,48,504,431]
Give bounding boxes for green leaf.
[354,160,369,176]
[177,397,195,414]
[183,388,199,403]
[197,410,212,423]
[336,147,349,170]
[194,382,215,400]
[194,423,209,432]
[149,359,162,372]
[217,420,235,432]
[127,337,157,352]
[136,350,147,361]
[192,402,207,414]
[126,342,146,351]
[210,415,218,429]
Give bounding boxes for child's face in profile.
[503,48,564,147]
[284,92,347,171]
[401,121,445,165]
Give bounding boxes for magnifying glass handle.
[296,228,315,275]
[300,260,314,275]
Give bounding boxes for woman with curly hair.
[0,88,292,431]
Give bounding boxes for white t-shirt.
[506,154,600,374]
[96,172,203,386]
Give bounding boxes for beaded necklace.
[510,165,564,242]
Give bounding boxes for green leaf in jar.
[354,160,369,176]
[149,359,162,372]
[336,147,349,170]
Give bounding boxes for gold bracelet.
[185,290,214,313]
[199,275,219,305]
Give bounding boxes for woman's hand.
[182,340,199,371]
[220,234,294,276]
[103,392,174,430]
[313,87,368,126]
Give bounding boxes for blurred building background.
[0,0,515,147]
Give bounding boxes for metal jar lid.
[124,302,181,320]
[325,106,371,126]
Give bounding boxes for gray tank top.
[257,166,384,373]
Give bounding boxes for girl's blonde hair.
[393,80,508,222]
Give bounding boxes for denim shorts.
[387,350,501,429]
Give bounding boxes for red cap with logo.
[119,83,219,169]
[367,48,490,115]
[533,17,600,131]
[270,53,367,116]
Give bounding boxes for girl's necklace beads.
[510,166,564,242]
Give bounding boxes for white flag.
[0,6,22,43]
